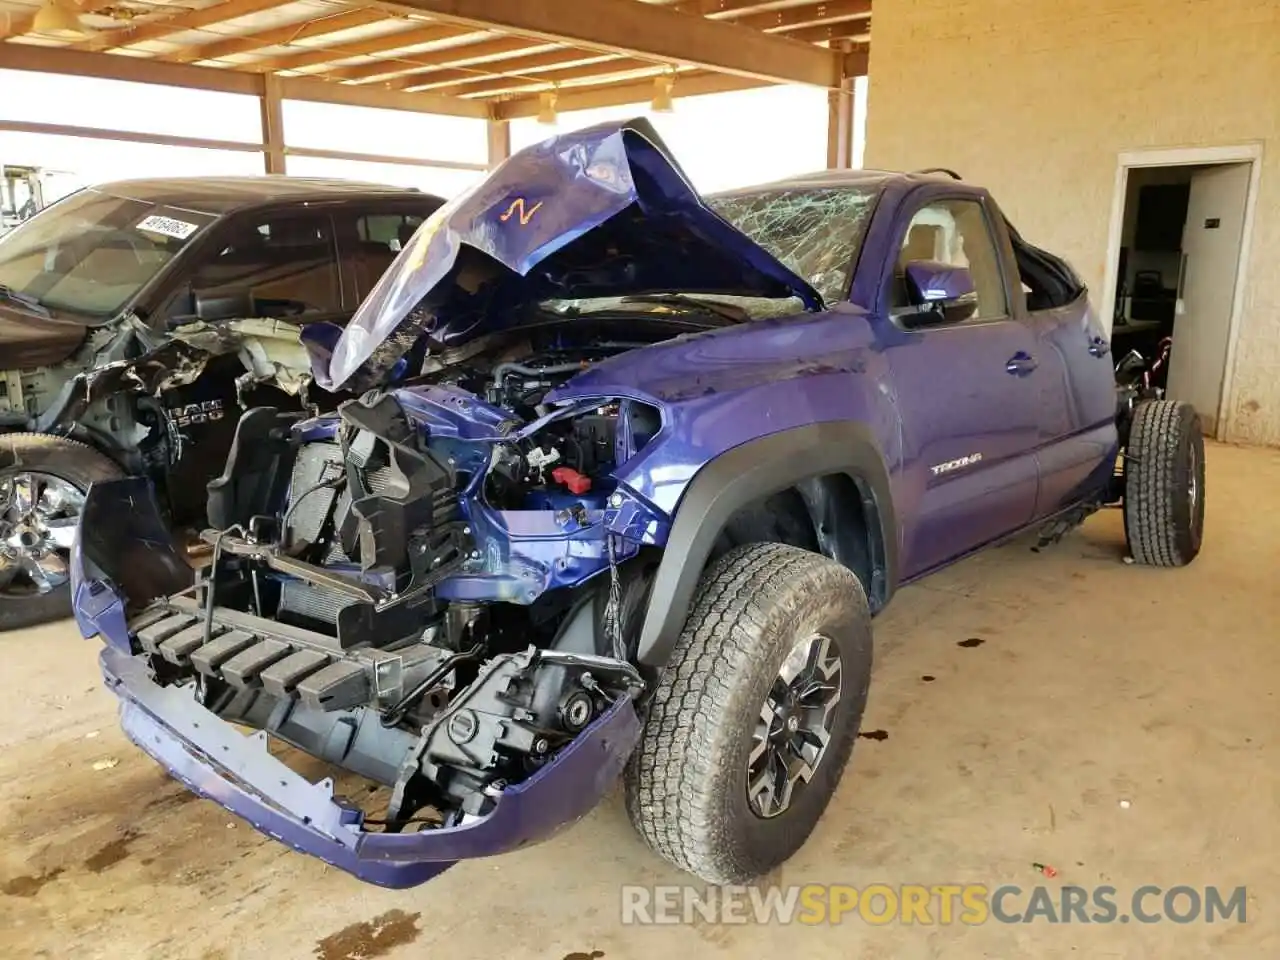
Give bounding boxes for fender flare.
[635,421,899,667]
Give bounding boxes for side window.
[358,213,424,249]
[350,212,425,299]
[186,213,340,319]
[892,199,1009,320]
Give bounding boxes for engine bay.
[427,345,657,507]
[116,316,688,830]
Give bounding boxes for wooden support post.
[487,117,511,169]
[826,84,853,169]
[260,73,286,175]
[826,45,866,169]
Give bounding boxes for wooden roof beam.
[326,35,561,83]
[247,23,483,73]
[275,73,487,117]
[677,0,864,18]
[71,0,296,53]
[0,38,262,93]
[733,0,871,32]
[379,0,841,87]
[401,17,871,99]
[494,70,771,119]
[396,49,621,92]
[783,21,871,44]
[297,0,867,85]
[0,42,489,117]
[434,36,869,101]
[167,8,389,65]
[426,57,664,99]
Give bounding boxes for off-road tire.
[625,542,873,883]
[0,433,124,632]
[1123,400,1205,566]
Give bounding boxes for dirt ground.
[2,441,1277,959]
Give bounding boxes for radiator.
[278,577,358,625]
[286,440,344,550]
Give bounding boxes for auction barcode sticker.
[136,214,201,240]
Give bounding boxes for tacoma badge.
[930,453,983,476]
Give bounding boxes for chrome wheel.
[0,471,84,598]
[747,632,843,819]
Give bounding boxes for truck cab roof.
[711,168,983,198]
[86,176,425,217]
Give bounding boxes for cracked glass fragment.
[710,186,878,303]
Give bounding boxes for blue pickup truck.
[72,119,1204,888]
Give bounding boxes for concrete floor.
[1,441,1277,959]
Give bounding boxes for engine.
[131,336,658,829]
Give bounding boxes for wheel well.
[634,421,899,668]
[709,472,888,613]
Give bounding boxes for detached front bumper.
[74,476,642,887]
[100,645,640,888]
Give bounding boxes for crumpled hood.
[315,117,822,392]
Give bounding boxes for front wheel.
[0,434,124,632]
[1124,400,1205,566]
[625,542,873,884]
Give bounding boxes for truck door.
[875,191,1041,579]
[996,218,1119,520]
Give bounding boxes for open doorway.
[1102,146,1261,438]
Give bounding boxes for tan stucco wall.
[864,0,1280,444]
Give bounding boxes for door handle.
[1088,336,1111,358]
[1005,351,1038,375]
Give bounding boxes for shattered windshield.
[708,185,879,303]
[0,188,213,320]
[541,184,880,321]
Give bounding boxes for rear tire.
[0,434,124,632]
[1123,400,1204,566]
[625,542,872,884]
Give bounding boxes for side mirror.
[193,288,254,322]
[903,260,977,325]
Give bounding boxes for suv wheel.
[1123,400,1205,566]
[625,542,873,884]
[0,434,123,632]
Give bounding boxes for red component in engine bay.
[551,466,592,495]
